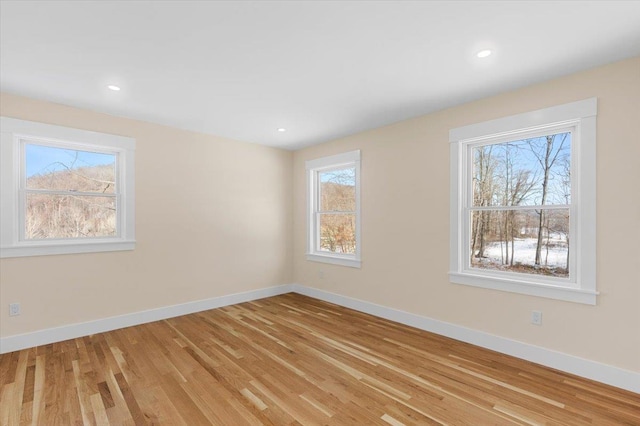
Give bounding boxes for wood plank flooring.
[1,293,639,425]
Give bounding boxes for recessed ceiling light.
[107,85,121,91]
[476,49,492,58]
[277,128,286,132]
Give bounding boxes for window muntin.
[1,117,135,258]
[467,130,573,281]
[306,150,361,268]
[23,142,119,240]
[449,98,597,304]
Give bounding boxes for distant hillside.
[320,181,355,211]
[27,164,115,193]
[26,165,116,239]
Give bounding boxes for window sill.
[449,271,597,305]
[307,253,361,268]
[1,240,136,258]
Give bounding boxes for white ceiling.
[1,1,640,150]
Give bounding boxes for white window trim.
[449,98,597,304]
[306,150,361,268]
[0,117,136,258]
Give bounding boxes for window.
[449,99,597,304]
[1,117,135,257]
[306,150,361,268]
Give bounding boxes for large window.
[306,150,361,268]
[1,117,135,257]
[449,99,597,304]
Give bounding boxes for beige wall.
[0,93,293,337]
[293,57,640,372]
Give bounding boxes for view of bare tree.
[470,133,571,277]
[318,168,356,254]
[528,133,569,266]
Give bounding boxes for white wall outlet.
[531,310,542,325]
[9,303,21,316]
[318,270,324,279]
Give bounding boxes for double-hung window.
[306,150,361,268]
[1,117,135,257]
[449,99,597,304]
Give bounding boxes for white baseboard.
[0,284,293,354]
[291,284,640,394]
[2,282,637,394]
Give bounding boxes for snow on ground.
[482,238,568,268]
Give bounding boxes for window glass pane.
[26,144,116,193]
[318,213,356,254]
[470,209,569,277]
[473,132,571,207]
[26,194,116,239]
[319,167,356,212]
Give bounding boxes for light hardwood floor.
[1,293,639,425]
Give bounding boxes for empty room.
[1,1,639,425]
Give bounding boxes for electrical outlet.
[531,310,542,325]
[318,270,324,279]
[9,303,20,316]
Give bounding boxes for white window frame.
[0,117,136,258]
[449,99,597,304]
[306,150,361,268]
